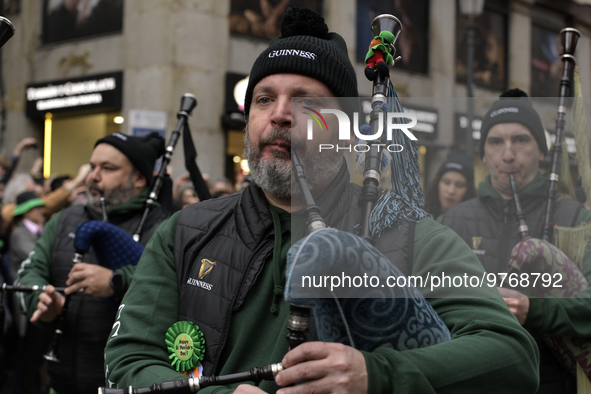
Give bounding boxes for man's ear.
[133,170,147,191]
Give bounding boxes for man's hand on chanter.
[30,284,65,323]
[65,263,114,298]
[274,341,368,394]
[497,286,530,325]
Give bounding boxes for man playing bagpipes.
[14,132,170,394]
[104,7,539,394]
[443,89,591,393]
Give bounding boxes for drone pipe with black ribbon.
[133,93,198,243]
[542,28,580,242]
[97,363,284,394]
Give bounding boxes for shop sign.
[26,71,123,117]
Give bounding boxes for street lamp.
[459,0,485,157]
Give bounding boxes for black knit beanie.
[436,150,474,186]
[243,7,358,118]
[479,88,547,158]
[94,132,165,184]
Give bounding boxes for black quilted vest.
[48,203,168,394]
[442,195,582,275]
[174,166,414,376]
[443,194,583,394]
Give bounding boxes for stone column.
[508,0,533,93]
[429,0,456,155]
[123,0,230,179]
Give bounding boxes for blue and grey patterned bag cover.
[285,228,450,352]
[74,221,145,270]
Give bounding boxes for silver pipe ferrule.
[271,363,284,378]
[363,169,381,182]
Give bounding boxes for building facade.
[1,0,590,187]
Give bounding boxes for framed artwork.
[531,24,563,97]
[42,0,123,44]
[230,0,322,40]
[455,5,507,91]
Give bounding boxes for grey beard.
[243,126,343,201]
[87,173,137,213]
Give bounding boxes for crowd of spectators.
[0,136,244,394]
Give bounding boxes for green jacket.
[16,188,168,394]
[16,188,157,311]
[443,171,591,337]
[105,199,539,393]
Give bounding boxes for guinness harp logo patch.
[472,237,482,250]
[199,259,216,280]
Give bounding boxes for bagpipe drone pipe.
[45,92,208,362]
[133,93,210,243]
[508,173,591,380]
[505,28,591,381]
[97,13,451,394]
[97,137,452,394]
[507,172,587,298]
[284,13,450,355]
